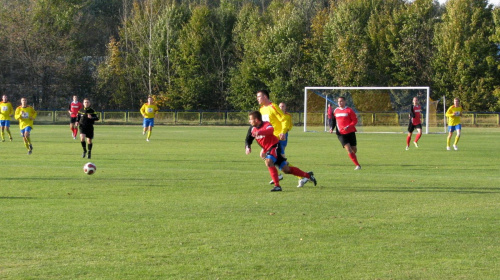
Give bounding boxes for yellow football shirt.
[0,101,14,120]
[259,102,290,137]
[445,105,462,126]
[140,104,159,119]
[15,106,37,129]
[283,112,293,132]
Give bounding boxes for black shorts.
[79,125,94,139]
[70,117,78,124]
[408,123,422,133]
[337,132,357,148]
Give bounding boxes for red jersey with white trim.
[245,121,279,152]
[411,105,422,125]
[69,101,83,118]
[334,106,357,135]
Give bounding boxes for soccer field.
[1,125,499,279]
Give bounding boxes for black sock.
[88,143,93,152]
[81,141,86,152]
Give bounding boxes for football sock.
[7,129,11,138]
[447,137,451,147]
[288,166,309,178]
[415,133,421,143]
[1,131,4,140]
[24,140,29,150]
[454,136,460,145]
[81,141,87,152]
[26,136,31,145]
[88,143,93,152]
[268,166,280,186]
[406,135,411,146]
[348,152,360,166]
[147,131,151,139]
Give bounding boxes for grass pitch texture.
[1,126,499,279]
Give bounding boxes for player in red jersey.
[68,95,83,139]
[245,111,317,192]
[406,97,422,150]
[329,96,361,170]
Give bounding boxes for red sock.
[348,153,360,166]
[268,166,280,186]
[415,133,421,143]
[406,135,411,146]
[288,166,309,178]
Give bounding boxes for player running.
[329,96,361,170]
[445,97,462,151]
[14,97,37,155]
[78,98,99,159]
[406,97,423,150]
[0,94,14,142]
[245,111,317,192]
[256,90,291,185]
[140,96,159,142]
[68,95,83,139]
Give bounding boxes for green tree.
[228,2,267,110]
[385,0,437,87]
[95,37,129,109]
[491,7,500,111]
[229,0,307,111]
[432,0,499,111]
[170,4,236,110]
[323,0,374,86]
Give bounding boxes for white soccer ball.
[83,162,97,175]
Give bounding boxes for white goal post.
[303,86,442,134]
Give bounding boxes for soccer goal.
[303,86,445,134]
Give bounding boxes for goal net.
[303,86,445,134]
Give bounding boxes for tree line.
[1,0,499,112]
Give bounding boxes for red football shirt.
[69,101,83,118]
[411,105,422,125]
[334,106,358,135]
[252,121,279,151]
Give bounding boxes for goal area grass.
[1,125,499,279]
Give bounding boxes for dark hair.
[249,111,262,122]
[257,89,270,99]
[338,96,346,101]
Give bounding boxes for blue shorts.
[143,118,155,128]
[0,120,10,127]
[20,126,32,136]
[266,143,288,170]
[279,133,288,154]
[448,124,461,133]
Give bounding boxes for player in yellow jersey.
[14,97,37,155]
[445,97,462,151]
[257,90,289,184]
[140,96,159,142]
[257,90,290,141]
[0,95,14,142]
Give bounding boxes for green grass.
[1,125,499,279]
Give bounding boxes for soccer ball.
[83,162,97,175]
